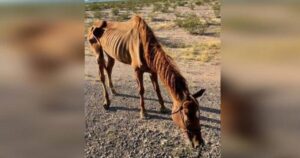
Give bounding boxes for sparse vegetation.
[175,14,208,35]
[148,12,157,22]
[173,41,220,62]
[188,2,195,10]
[176,1,187,6]
[93,11,103,18]
[195,0,204,6]
[152,3,163,12]
[161,2,170,13]
[115,11,131,21]
[111,7,119,16]
[212,1,221,18]
[152,22,176,31]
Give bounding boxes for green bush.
[175,14,208,35]
[171,3,177,10]
[195,0,203,6]
[93,11,103,18]
[176,1,187,6]
[152,3,162,12]
[188,3,195,10]
[111,8,119,16]
[116,11,130,21]
[161,2,170,13]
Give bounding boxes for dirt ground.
[85,3,220,158]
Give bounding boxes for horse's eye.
[185,119,191,126]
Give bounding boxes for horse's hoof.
[103,103,110,110]
[160,107,170,114]
[140,112,149,119]
[111,89,117,95]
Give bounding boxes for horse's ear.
[192,89,206,98]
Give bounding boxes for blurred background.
[0,0,84,158]
[222,0,300,157]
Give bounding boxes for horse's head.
[171,89,206,148]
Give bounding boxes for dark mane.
[137,17,189,100]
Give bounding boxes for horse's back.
[100,24,142,67]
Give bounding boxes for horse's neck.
[152,48,189,103]
[167,81,189,104]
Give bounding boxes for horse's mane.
[136,16,189,100]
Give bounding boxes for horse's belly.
[101,45,131,65]
[110,49,131,64]
[101,34,132,64]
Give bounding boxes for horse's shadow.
[108,106,171,121]
[114,92,172,104]
[107,92,221,131]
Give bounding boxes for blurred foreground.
[222,1,300,158]
[0,2,84,158]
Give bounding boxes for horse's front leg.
[150,73,169,113]
[97,50,110,110]
[134,69,147,119]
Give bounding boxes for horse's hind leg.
[135,69,147,119]
[105,55,117,95]
[150,73,169,113]
[97,48,110,110]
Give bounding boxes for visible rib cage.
[88,17,142,68]
[100,29,132,64]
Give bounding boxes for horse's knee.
[100,75,105,82]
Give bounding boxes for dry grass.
[152,22,176,31]
[166,39,220,63]
[175,13,208,35]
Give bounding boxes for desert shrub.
[152,3,162,12]
[116,11,130,21]
[111,7,119,16]
[211,2,221,18]
[176,1,187,6]
[86,3,100,11]
[148,12,157,21]
[195,0,204,6]
[175,14,208,35]
[161,2,170,13]
[171,3,177,10]
[127,1,138,13]
[93,11,103,18]
[188,3,195,10]
[174,12,184,18]
[206,17,221,26]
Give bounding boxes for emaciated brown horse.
[88,15,205,148]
